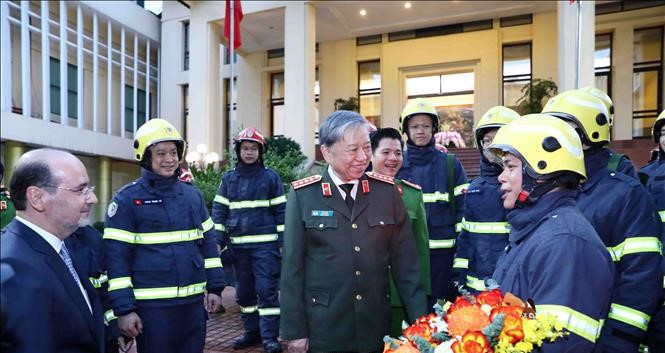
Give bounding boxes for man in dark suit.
[0,148,104,353]
[280,110,427,353]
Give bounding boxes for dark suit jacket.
[0,220,105,353]
[280,171,427,352]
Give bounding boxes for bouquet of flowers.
[383,287,567,353]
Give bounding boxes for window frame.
[501,42,533,107]
[632,26,664,138]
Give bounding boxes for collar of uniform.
[235,160,263,176]
[15,215,64,253]
[404,140,438,165]
[479,158,502,179]
[327,165,358,200]
[579,147,610,192]
[506,189,577,244]
[141,168,180,196]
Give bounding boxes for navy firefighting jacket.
[452,159,509,292]
[212,162,286,248]
[396,140,468,251]
[577,148,662,352]
[493,189,614,353]
[103,169,225,316]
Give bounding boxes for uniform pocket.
[367,215,395,227]
[307,289,330,307]
[304,218,338,230]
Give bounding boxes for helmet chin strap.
[515,170,578,209]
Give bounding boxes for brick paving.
[205,287,285,353]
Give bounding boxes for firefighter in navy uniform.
[103,119,225,353]
[640,111,665,353]
[542,90,662,353]
[66,224,120,352]
[212,127,285,353]
[280,111,427,353]
[396,99,468,304]
[452,106,519,293]
[578,86,638,178]
[490,115,614,353]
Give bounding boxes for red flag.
[224,0,243,50]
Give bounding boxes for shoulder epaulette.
[608,171,641,187]
[366,171,394,184]
[400,179,421,190]
[291,175,322,189]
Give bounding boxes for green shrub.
[264,136,308,192]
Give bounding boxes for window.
[182,84,189,141]
[125,85,148,132]
[357,34,382,46]
[406,71,475,146]
[358,60,381,127]
[270,70,319,136]
[632,27,663,138]
[183,22,190,71]
[595,34,612,97]
[502,43,532,108]
[49,57,78,119]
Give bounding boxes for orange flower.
[446,305,491,337]
[403,318,435,342]
[476,289,503,308]
[499,312,524,344]
[490,305,524,320]
[451,331,493,353]
[449,296,474,313]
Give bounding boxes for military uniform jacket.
[212,162,286,248]
[577,148,662,346]
[493,190,614,353]
[280,171,427,352]
[453,159,510,292]
[103,169,225,316]
[390,178,431,306]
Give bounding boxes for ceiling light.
[404,2,412,9]
[359,9,367,16]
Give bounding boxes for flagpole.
[229,0,236,159]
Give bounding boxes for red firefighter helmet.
[235,127,266,151]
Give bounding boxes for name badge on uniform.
[311,210,333,217]
[133,198,163,206]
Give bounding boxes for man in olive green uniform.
[280,111,427,353]
[0,162,17,230]
[370,128,431,337]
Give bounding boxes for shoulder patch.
[291,175,322,189]
[366,171,394,184]
[107,201,118,218]
[400,179,421,190]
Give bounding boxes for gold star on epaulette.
[365,171,394,184]
[291,175,323,189]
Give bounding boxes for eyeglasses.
[47,185,96,198]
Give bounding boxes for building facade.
[161,0,663,161]
[1,0,161,222]
[1,1,664,222]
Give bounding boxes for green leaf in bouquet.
[482,312,506,347]
[412,335,435,353]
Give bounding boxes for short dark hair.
[9,158,57,211]
[370,128,403,153]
